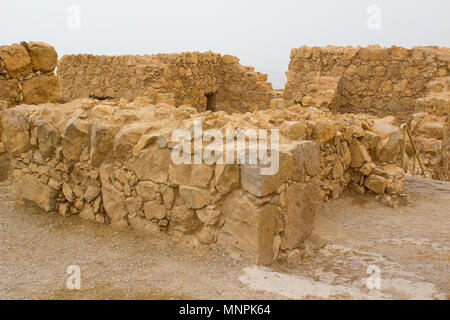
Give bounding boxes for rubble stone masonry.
[1,98,407,264]
[284,45,449,119]
[2,41,447,264]
[58,52,273,113]
[0,42,60,107]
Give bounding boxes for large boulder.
[27,42,58,73]
[217,189,277,265]
[280,178,321,250]
[371,118,402,163]
[100,163,129,227]
[13,170,58,212]
[62,118,90,161]
[22,75,60,105]
[0,108,32,156]
[0,44,31,78]
[35,119,59,158]
[0,79,20,105]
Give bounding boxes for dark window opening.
[89,95,113,101]
[206,93,217,112]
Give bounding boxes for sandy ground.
[0,177,449,300]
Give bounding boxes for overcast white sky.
[2,0,449,88]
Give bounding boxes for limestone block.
[100,163,129,227]
[0,79,20,105]
[364,174,387,194]
[0,44,31,78]
[214,163,239,194]
[129,215,160,235]
[23,75,60,105]
[0,108,31,156]
[27,42,58,73]
[280,178,321,250]
[217,189,277,265]
[240,149,293,197]
[371,119,402,163]
[13,171,57,212]
[349,139,371,168]
[62,118,90,161]
[35,119,59,158]
[179,185,211,209]
[144,200,167,220]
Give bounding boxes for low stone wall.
[58,53,272,113]
[0,42,60,107]
[1,98,406,264]
[284,45,450,119]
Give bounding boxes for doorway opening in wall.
[206,93,217,112]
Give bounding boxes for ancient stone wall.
[0,42,60,107]
[1,98,406,264]
[58,52,272,113]
[284,45,450,119]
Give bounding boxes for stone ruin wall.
[0,42,61,181]
[58,52,272,114]
[1,98,407,265]
[284,45,449,117]
[0,42,60,107]
[284,45,449,181]
[1,41,442,264]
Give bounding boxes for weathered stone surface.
[290,141,320,181]
[13,170,57,212]
[179,185,211,209]
[349,139,371,168]
[100,163,128,227]
[364,174,387,194]
[171,197,200,233]
[79,205,95,221]
[35,119,58,158]
[0,44,31,78]
[126,143,170,183]
[196,206,221,226]
[0,79,20,105]
[62,183,75,202]
[27,42,58,73]
[214,164,239,194]
[129,215,160,235]
[125,197,142,216]
[90,123,120,166]
[62,118,90,161]
[135,181,158,201]
[144,201,167,220]
[240,150,293,197]
[0,108,31,156]
[22,75,60,105]
[371,119,402,163]
[84,185,101,203]
[217,189,277,265]
[281,178,321,250]
[0,152,9,181]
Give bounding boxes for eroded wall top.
[58,52,273,113]
[0,42,60,107]
[284,45,450,118]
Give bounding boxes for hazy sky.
[2,0,449,88]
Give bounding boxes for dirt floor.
[0,177,449,300]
